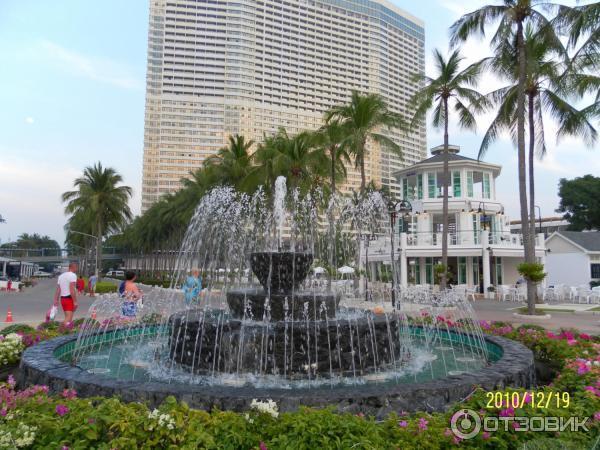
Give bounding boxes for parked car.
[33,271,52,278]
[105,270,125,278]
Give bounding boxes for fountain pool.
[19,178,535,416]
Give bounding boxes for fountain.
[19,177,535,416]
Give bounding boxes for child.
[76,276,85,295]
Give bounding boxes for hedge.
[95,281,117,294]
[0,322,599,449]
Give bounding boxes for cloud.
[38,40,142,90]
[0,156,81,244]
[24,117,34,124]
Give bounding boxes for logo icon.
[450,409,481,439]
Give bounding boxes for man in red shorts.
[53,262,78,325]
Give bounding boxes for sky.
[0,0,597,246]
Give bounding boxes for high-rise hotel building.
[142,0,425,211]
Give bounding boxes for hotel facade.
[141,0,426,211]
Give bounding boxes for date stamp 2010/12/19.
[485,391,570,409]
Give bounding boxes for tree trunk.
[516,21,535,315]
[359,138,366,193]
[528,94,540,304]
[441,97,450,291]
[329,144,336,291]
[96,221,102,280]
[330,145,336,197]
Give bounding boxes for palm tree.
[204,135,255,190]
[62,163,132,277]
[314,119,351,198]
[555,3,600,122]
[450,0,560,313]
[248,128,327,193]
[325,91,405,193]
[409,49,487,290]
[478,28,597,269]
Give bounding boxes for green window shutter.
[453,171,461,197]
[402,178,408,200]
[483,173,491,199]
[417,174,423,199]
[466,171,473,197]
[428,172,436,198]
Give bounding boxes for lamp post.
[388,199,412,308]
[534,205,542,236]
[70,230,100,277]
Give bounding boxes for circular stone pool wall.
[18,331,534,418]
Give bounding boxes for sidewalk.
[0,278,94,329]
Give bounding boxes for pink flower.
[7,375,16,388]
[444,428,452,436]
[398,420,408,428]
[480,320,491,330]
[0,409,6,417]
[418,417,428,431]
[482,431,491,440]
[578,366,590,375]
[546,331,557,339]
[499,408,514,417]
[511,421,520,430]
[259,442,268,450]
[560,331,574,340]
[567,339,578,346]
[62,447,70,450]
[61,389,77,399]
[523,393,532,404]
[594,412,600,421]
[88,418,96,424]
[579,333,591,340]
[453,436,462,444]
[55,404,69,416]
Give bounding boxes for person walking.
[122,271,142,318]
[183,269,202,305]
[76,275,85,295]
[53,262,78,325]
[88,273,98,297]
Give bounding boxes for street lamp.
[388,199,412,308]
[69,230,100,277]
[534,205,542,236]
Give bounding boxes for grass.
[518,306,578,314]
[589,306,600,312]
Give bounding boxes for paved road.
[0,279,97,328]
[1,282,599,334]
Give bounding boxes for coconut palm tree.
[450,0,560,313]
[325,91,405,193]
[409,49,487,290]
[555,2,600,121]
[478,28,597,265]
[62,163,132,277]
[204,135,255,190]
[314,119,351,197]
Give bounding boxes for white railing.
[404,231,525,248]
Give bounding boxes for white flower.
[250,399,279,418]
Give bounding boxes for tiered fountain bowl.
[168,251,406,379]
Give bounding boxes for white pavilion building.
[366,145,546,293]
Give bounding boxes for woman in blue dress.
[183,269,202,305]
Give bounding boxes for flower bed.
[1,322,599,449]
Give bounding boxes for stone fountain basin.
[250,252,313,293]
[18,328,534,419]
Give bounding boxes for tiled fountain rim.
[18,329,533,416]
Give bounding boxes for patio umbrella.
[337,266,355,274]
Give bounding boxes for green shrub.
[0,324,36,336]
[517,262,547,283]
[95,281,117,294]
